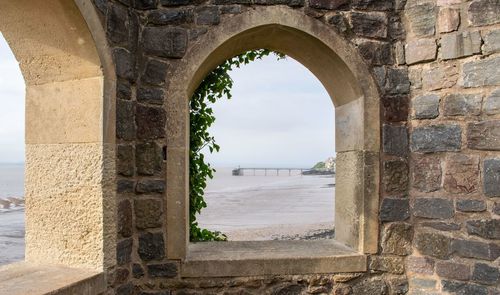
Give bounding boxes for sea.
[0,165,334,265]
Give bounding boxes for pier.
[232,167,312,176]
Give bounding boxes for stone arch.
[166,5,380,267]
[0,0,116,271]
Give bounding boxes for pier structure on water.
[232,167,312,176]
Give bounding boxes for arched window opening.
[0,33,25,266]
[194,53,336,242]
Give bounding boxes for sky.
[0,33,334,167]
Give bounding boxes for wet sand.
[0,209,24,265]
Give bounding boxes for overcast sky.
[0,34,334,167]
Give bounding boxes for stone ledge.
[0,262,105,295]
[182,240,367,277]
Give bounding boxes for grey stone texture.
[383,124,408,157]
[138,232,165,261]
[405,0,436,37]
[484,158,500,197]
[413,198,454,219]
[472,263,500,285]
[467,121,500,150]
[483,29,500,55]
[461,56,500,88]
[440,31,482,60]
[410,125,462,153]
[381,223,413,255]
[483,89,500,115]
[467,0,500,26]
[436,261,471,281]
[438,7,460,33]
[380,198,410,221]
[415,232,451,259]
[422,63,458,91]
[443,93,482,116]
[412,155,442,192]
[134,199,163,229]
[456,199,486,212]
[451,239,500,260]
[383,160,409,194]
[466,219,500,239]
[442,280,488,295]
[350,12,388,38]
[405,39,437,65]
[406,256,435,275]
[142,27,188,58]
[413,94,440,119]
[443,154,480,194]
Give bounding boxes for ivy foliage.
[189,49,285,242]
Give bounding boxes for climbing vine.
[190,49,285,242]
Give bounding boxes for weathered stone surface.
[357,41,393,66]
[137,87,164,105]
[412,155,442,192]
[456,199,486,212]
[369,256,405,274]
[483,29,500,55]
[117,238,133,266]
[405,0,436,37]
[442,281,488,295]
[136,105,166,140]
[415,232,451,259]
[310,0,348,9]
[414,198,454,219]
[409,278,436,290]
[452,239,500,260]
[135,199,163,229]
[385,67,410,95]
[142,58,169,86]
[413,94,440,119]
[421,221,461,231]
[436,261,471,280]
[118,200,133,238]
[114,48,136,81]
[117,179,135,193]
[466,219,500,239]
[441,31,482,60]
[395,42,405,65]
[134,0,157,9]
[410,125,461,153]
[147,9,193,25]
[352,0,393,10]
[350,12,388,39]
[118,145,134,177]
[196,6,220,25]
[483,89,500,115]
[136,180,165,194]
[142,27,188,58]
[462,56,500,88]
[443,93,482,116]
[107,3,129,45]
[484,158,500,197]
[468,0,500,26]
[467,121,500,150]
[406,256,435,274]
[352,278,388,295]
[116,283,134,295]
[381,223,413,255]
[138,232,165,261]
[387,278,408,295]
[147,263,178,278]
[380,198,410,221]
[117,99,136,141]
[114,268,129,285]
[422,63,458,90]
[382,95,409,122]
[383,160,409,194]
[493,202,500,215]
[443,154,480,194]
[438,8,459,33]
[472,263,500,285]
[117,80,132,101]
[383,124,408,157]
[405,39,437,65]
[136,142,162,176]
[132,264,145,279]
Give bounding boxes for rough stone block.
[472,263,500,285]
[381,223,413,255]
[462,56,500,88]
[383,160,409,194]
[117,99,136,141]
[405,39,437,65]
[135,199,163,229]
[440,31,482,60]
[380,198,410,221]
[383,124,408,157]
[421,221,461,231]
[117,238,133,266]
[137,87,164,105]
[468,0,500,26]
[412,155,442,192]
[405,0,437,37]
[483,89,500,115]
[413,94,440,119]
[443,154,480,194]
[452,239,500,260]
[310,0,349,9]
[350,12,388,39]
[456,199,486,212]
[142,58,169,86]
[466,219,500,239]
[136,180,165,194]
[467,121,500,151]
[422,63,458,91]
[484,158,500,197]
[493,202,500,215]
[415,232,451,259]
[357,40,394,65]
[438,8,460,33]
[369,256,405,274]
[147,263,178,278]
[443,93,482,116]
[414,198,454,219]
[132,264,145,279]
[352,278,388,295]
[138,232,165,261]
[196,6,220,25]
[113,48,136,81]
[118,200,133,238]
[136,142,162,176]
[136,105,166,140]
[409,278,436,290]
[142,27,188,58]
[436,261,471,280]
[410,125,462,153]
[442,281,488,295]
[383,95,409,122]
[483,29,500,55]
[117,145,134,177]
[406,256,435,274]
[352,0,393,10]
[134,0,158,9]
[147,9,193,25]
[117,179,135,193]
[385,67,410,95]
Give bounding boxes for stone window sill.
[0,262,105,295]
[181,239,367,277]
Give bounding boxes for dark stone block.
[143,27,188,58]
[358,41,394,66]
[385,67,410,95]
[117,179,135,193]
[135,199,163,229]
[273,284,305,295]
[466,219,500,240]
[147,263,178,278]
[383,160,408,194]
[406,256,434,274]
[117,99,135,140]
[136,142,162,176]
[443,93,482,116]
[161,0,191,5]
[410,125,462,153]
[382,95,409,122]
[369,256,405,274]
[467,0,500,26]
[117,145,134,177]
[383,124,408,157]
[405,0,436,37]
[494,202,500,215]
[134,0,158,9]
[116,283,134,295]
[327,13,349,35]
[415,232,451,259]
[136,179,165,194]
[136,105,166,140]
[414,198,454,219]
[413,94,440,119]
[114,268,130,285]
[436,261,471,280]
[118,200,133,238]
[132,263,145,278]
[442,280,488,295]
[94,0,108,14]
[196,6,220,25]
[107,3,129,45]
[452,239,500,260]
[484,158,500,197]
[141,58,169,86]
[147,9,193,25]
[352,278,388,295]
[380,198,410,221]
[213,0,252,4]
[412,155,441,192]
[117,238,133,265]
[467,121,500,151]
[444,154,480,194]
[472,263,499,285]
[117,80,132,101]
[350,11,388,39]
[352,0,393,10]
[114,48,136,81]
[137,87,164,105]
[138,232,165,261]
[421,221,461,231]
[309,0,349,10]
[456,199,486,212]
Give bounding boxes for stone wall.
[90,0,500,294]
